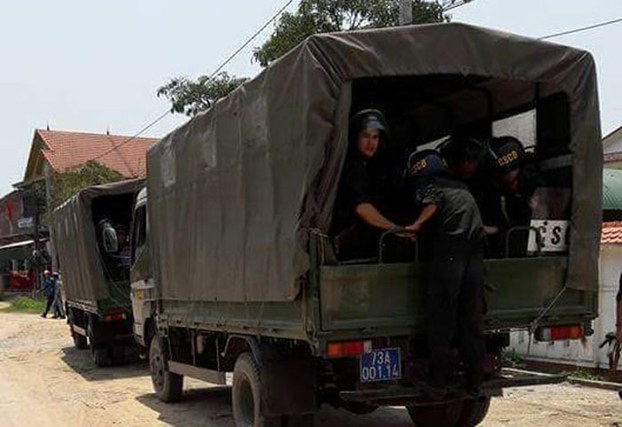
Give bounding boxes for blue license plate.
[360,348,401,383]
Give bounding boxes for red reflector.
[326,341,369,358]
[536,325,583,341]
[104,313,127,322]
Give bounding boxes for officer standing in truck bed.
[405,149,486,396]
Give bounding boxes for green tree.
[157,72,249,117]
[50,161,124,210]
[253,0,459,67]
[158,0,465,116]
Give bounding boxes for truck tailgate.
[319,257,595,333]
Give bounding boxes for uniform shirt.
[42,277,56,298]
[504,161,545,228]
[415,175,485,243]
[331,156,389,234]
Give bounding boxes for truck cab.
[129,187,155,351]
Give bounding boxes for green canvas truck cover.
[147,23,602,303]
[52,179,144,301]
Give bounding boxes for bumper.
[339,368,567,406]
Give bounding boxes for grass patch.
[502,349,527,369]
[0,296,46,313]
[571,368,605,382]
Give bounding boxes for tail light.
[103,312,127,322]
[535,325,583,342]
[326,340,372,358]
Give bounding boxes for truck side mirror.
[101,224,119,253]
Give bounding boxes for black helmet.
[407,149,447,178]
[440,136,486,166]
[350,109,388,134]
[487,136,526,173]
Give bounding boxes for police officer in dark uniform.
[331,109,401,260]
[488,136,545,256]
[441,136,506,255]
[405,149,486,395]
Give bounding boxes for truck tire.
[232,353,281,427]
[68,310,87,349]
[457,396,491,426]
[340,401,378,415]
[150,337,183,402]
[72,330,88,350]
[87,322,112,367]
[406,399,463,427]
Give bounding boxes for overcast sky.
[0,0,620,195]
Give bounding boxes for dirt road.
[0,309,620,426]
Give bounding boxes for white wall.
[509,245,622,369]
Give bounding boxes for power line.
[101,2,622,167]
[539,16,622,40]
[91,0,295,165]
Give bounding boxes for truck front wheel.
[149,337,183,402]
[232,353,281,427]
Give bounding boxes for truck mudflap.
[338,368,567,406]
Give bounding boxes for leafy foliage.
[51,161,124,209]
[253,0,456,67]
[158,0,467,116]
[157,72,249,117]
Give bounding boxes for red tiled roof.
[36,129,159,178]
[602,222,622,244]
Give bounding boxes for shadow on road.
[136,386,233,427]
[136,384,413,427]
[60,345,150,381]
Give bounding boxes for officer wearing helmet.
[487,136,544,255]
[405,149,485,396]
[331,109,401,260]
[440,136,507,253]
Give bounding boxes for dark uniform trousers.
[426,237,485,388]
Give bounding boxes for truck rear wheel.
[406,399,464,427]
[149,337,183,402]
[457,396,491,426]
[232,353,281,427]
[87,322,112,367]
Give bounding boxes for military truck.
[134,23,601,426]
[52,179,143,366]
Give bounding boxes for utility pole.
[399,0,412,25]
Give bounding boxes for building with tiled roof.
[602,222,622,245]
[603,125,622,169]
[22,129,159,183]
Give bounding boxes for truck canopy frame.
[147,23,601,304]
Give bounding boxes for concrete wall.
[509,245,622,369]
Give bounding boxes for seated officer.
[331,109,402,260]
[487,136,545,256]
[404,149,486,396]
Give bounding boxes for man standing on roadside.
[40,270,56,318]
[51,272,65,319]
